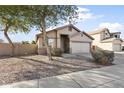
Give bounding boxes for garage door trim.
[71,40,91,43]
[71,41,91,53]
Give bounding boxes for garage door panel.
[71,42,90,53]
[113,44,121,52]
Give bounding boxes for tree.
[0,6,31,56]
[24,5,78,61]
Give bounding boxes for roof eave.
[83,32,94,40]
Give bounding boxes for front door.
[61,35,70,53]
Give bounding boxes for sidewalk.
[1,62,124,88]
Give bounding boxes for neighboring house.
[111,32,121,39]
[36,24,94,54]
[88,28,123,52]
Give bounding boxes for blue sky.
[76,6,124,38]
[0,5,124,43]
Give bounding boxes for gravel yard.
[0,54,103,85]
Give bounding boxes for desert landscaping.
[0,54,103,85]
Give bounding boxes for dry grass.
[0,54,103,85]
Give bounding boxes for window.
[115,35,118,38]
[104,32,109,39]
[114,35,120,38]
[48,39,55,48]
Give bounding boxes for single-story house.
[88,28,123,52]
[36,24,94,54]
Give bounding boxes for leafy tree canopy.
[23,5,78,30]
[0,6,32,34]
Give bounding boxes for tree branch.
[0,29,4,31]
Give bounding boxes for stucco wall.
[70,32,92,42]
[122,42,124,46]
[47,31,56,38]
[91,34,101,45]
[0,43,37,56]
[113,39,122,44]
[98,43,113,51]
[56,27,78,48]
[91,34,113,51]
[37,37,43,48]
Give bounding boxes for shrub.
[51,48,62,57]
[91,46,114,65]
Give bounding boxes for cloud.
[78,13,104,21]
[98,22,124,32]
[77,7,104,22]
[78,7,90,12]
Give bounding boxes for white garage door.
[71,42,90,53]
[113,44,121,52]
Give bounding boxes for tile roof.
[36,24,94,42]
[88,28,109,35]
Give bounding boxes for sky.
[0,5,124,43]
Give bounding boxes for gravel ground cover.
[0,54,103,85]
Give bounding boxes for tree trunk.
[4,26,15,56]
[41,19,52,61]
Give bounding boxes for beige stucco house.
[88,28,123,52]
[36,24,94,54]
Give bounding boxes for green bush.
[51,48,62,57]
[91,46,114,65]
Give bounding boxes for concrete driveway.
[1,53,124,88]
